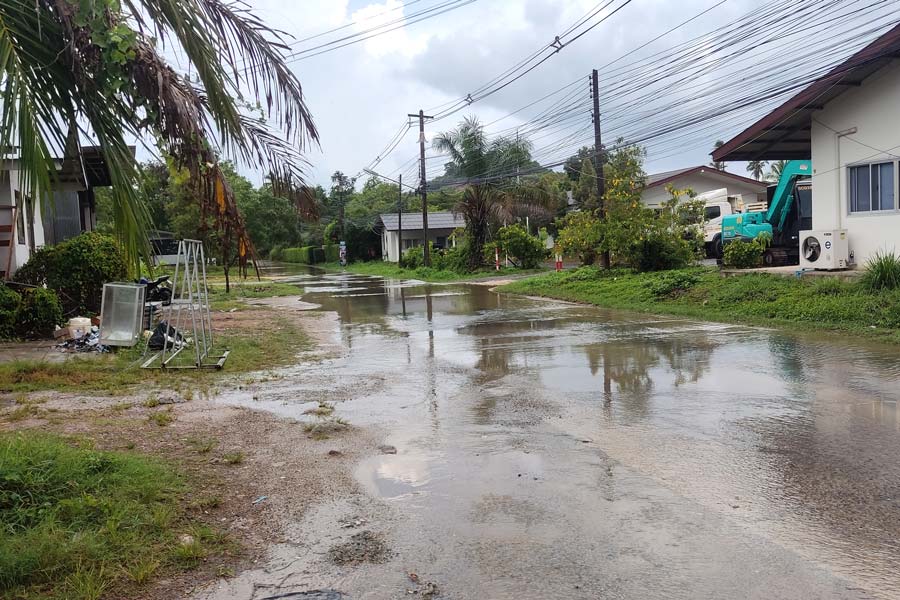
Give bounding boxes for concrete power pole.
[409,109,433,266]
[591,69,610,269]
[397,174,403,262]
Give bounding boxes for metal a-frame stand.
[141,239,229,370]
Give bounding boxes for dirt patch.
[0,390,376,599]
[327,530,390,565]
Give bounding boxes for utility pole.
[339,189,345,242]
[409,109,433,266]
[397,174,403,263]
[591,69,610,269]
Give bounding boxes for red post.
[555,252,563,272]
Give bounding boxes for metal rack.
[141,239,229,369]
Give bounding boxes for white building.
[642,166,767,209]
[0,145,108,276]
[713,23,900,266]
[375,212,465,262]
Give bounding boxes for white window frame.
[847,160,899,215]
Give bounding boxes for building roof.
[377,211,466,232]
[645,166,767,190]
[713,23,900,162]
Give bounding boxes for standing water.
[219,267,900,599]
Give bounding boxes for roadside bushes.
[860,251,900,291]
[626,233,696,273]
[324,244,340,263]
[280,246,327,264]
[647,269,701,298]
[484,225,546,269]
[723,235,769,269]
[268,244,285,261]
[0,283,64,340]
[13,232,127,315]
[0,284,20,339]
[15,288,63,339]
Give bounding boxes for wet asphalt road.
[217,268,900,599]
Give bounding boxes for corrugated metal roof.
[378,212,466,231]
[713,24,900,162]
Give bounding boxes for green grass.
[328,261,545,283]
[0,431,222,599]
[207,281,302,311]
[501,266,900,344]
[0,317,311,396]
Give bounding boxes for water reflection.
[259,264,900,595]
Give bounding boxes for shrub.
[625,233,695,272]
[0,284,21,339]
[487,224,547,269]
[722,237,768,269]
[282,247,312,264]
[647,270,700,298]
[13,233,127,315]
[268,244,285,261]
[860,251,900,291]
[16,288,64,339]
[557,211,603,266]
[400,244,427,269]
[324,244,341,263]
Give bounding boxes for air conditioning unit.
[799,229,849,270]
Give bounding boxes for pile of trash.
[147,321,188,351]
[57,325,110,353]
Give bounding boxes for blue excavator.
[720,160,813,266]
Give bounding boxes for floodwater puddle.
[216,265,900,599]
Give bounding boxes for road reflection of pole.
[400,285,407,318]
[425,288,438,429]
[602,347,613,421]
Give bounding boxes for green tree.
[710,140,726,171]
[0,0,318,274]
[330,171,356,241]
[564,145,605,182]
[747,160,767,181]
[433,117,551,270]
[575,159,598,211]
[766,160,788,182]
[557,211,603,266]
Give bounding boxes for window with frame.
[849,162,895,213]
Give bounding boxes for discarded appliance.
[99,283,146,347]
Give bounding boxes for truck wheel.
[763,249,775,266]
[712,235,723,260]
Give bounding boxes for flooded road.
[215,268,900,599]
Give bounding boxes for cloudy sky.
[200,0,892,189]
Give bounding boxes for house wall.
[810,58,900,265]
[641,173,766,209]
[381,228,457,262]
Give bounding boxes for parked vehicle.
[698,188,768,259]
[721,160,813,266]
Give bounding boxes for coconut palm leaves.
[0,0,318,273]
[433,117,551,270]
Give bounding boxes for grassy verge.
[324,261,545,283]
[0,431,228,600]
[207,280,303,311]
[0,314,311,395]
[501,266,900,344]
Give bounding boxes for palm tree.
[433,117,550,271]
[747,160,767,180]
[766,160,789,182]
[0,0,318,278]
[710,140,726,171]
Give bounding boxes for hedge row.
[281,246,332,264]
